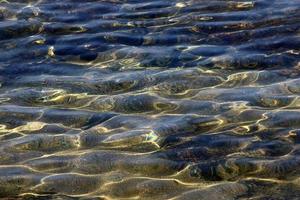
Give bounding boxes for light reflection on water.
[0,0,300,199]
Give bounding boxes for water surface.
[0,0,300,199]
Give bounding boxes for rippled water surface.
[0,0,300,199]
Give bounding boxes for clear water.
[0,0,300,199]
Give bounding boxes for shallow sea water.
[0,0,300,199]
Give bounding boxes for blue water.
[0,0,300,199]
